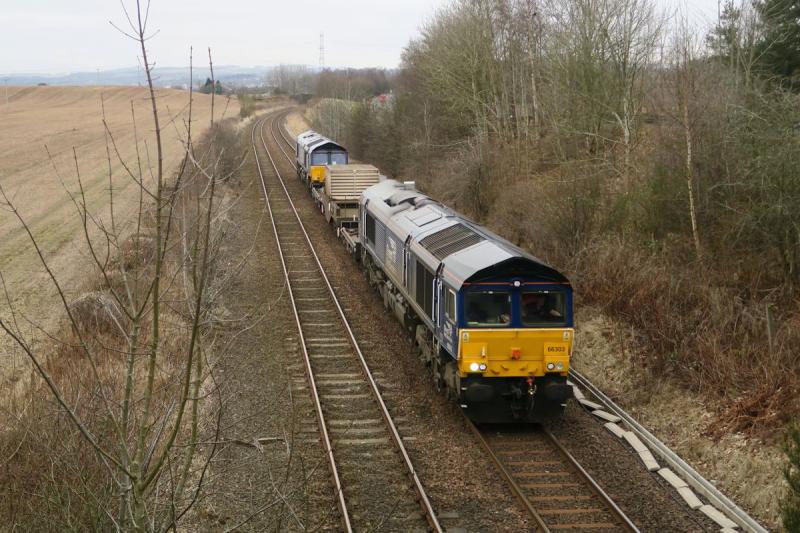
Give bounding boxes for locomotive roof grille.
[419,223,484,261]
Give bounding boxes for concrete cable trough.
[569,370,768,533]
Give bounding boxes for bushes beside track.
[0,123,239,529]
[575,240,800,437]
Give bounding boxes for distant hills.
[0,65,312,88]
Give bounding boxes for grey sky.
[2,0,722,74]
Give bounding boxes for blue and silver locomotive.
[358,180,574,423]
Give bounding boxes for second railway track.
[251,110,441,532]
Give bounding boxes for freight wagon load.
[315,164,381,227]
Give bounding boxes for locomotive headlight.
[479,363,487,371]
[469,362,480,372]
[546,362,556,371]
[556,362,564,370]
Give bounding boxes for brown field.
[0,85,238,388]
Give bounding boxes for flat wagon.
[312,164,381,228]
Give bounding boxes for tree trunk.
[682,93,702,260]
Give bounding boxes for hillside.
[0,85,238,390]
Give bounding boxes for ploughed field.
[0,85,237,388]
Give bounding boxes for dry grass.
[573,240,800,435]
[0,86,238,390]
[0,114,242,529]
[0,268,192,530]
[284,109,311,138]
[573,307,786,530]
[565,238,798,530]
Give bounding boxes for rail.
[252,110,442,532]
[466,418,639,533]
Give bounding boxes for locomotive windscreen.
[464,291,511,326]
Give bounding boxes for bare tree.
[0,1,236,529]
[671,14,703,259]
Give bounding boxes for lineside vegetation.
[0,2,244,529]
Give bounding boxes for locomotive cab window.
[311,152,328,165]
[330,152,347,164]
[444,289,456,320]
[521,291,566,326]
[465,291,511,327]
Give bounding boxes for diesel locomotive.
[295,130,348,187]
[295,132,574,423]
[358,180,573,423]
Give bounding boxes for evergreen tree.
[755,0,800,87]
[199,77,214,94]
[198,78,224,95]
[707,0,744,65]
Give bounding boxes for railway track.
[268,110,637,532]
[250,110,441,532]
[269,109,768,533]
[468,422,638,532]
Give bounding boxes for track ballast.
[250,110,441,532]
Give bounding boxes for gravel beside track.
[191,113,338,531]
[547,403,719,532]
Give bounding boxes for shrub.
[575,238,800,436]
[207,120,245,182]
[238,94,255,118]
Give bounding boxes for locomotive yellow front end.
[306,142,348,188]
[308,164,327,186]
[458,327,573,379]
[454,284,575,423]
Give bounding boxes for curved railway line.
[251,110,442,532]
[266,109,638,532]
[254,107,767,533]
